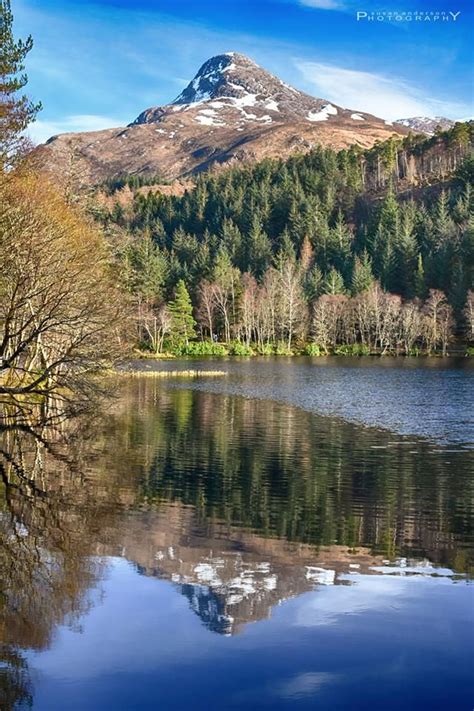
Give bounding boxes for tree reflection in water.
[0,377,472,707]
[0,397,111,710]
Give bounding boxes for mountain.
[395,116,455,135]
[36,52,407,186]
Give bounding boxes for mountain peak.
[38,52,407,186]
[172,52,275,105]
[132,52,344,127]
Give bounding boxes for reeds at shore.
[115,369,227,378]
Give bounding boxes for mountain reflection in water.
[0,369,473,710]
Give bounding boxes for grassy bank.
[133,340,474,359]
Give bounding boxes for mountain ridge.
[36,51,410,185]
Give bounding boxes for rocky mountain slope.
[36,52,408,186]
[395,116,456,134]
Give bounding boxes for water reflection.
[0,400,114,709]
[0,373,473,709]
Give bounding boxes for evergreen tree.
[168,280,196,348]
[304,264,323,300]
[124,233,168,302]
[323,267,346,295]
[245,214,272,278]
[351,251,374,295]
[373,190,399,290]
[414,254,426,299]
[0,0,41,165]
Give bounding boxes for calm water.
[1,358,473,710]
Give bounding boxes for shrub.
[170,341,228,356]
[334,344,370,356]
[256,344,274,356]
[303,343,322,356]
[274,341,293,356]
[229,341,254,356]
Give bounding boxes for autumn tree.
[0,172,127,396]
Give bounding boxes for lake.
[1,357,473,710]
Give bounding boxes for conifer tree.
[323,267,346,295]
[351,251,374,295]
[414,254,426,299]
[168,280,196,349]
[0,0,42,165]
[304,264,324,301]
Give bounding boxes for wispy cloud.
[295,60,471,120]
[298,0,343,8]
[27,114,127,145]
[277,672,340,699]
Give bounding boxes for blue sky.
[14,0,474,144]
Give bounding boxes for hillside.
[96,123,473,355]
[35,52,407,186]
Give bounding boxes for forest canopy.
[98,123,474,355]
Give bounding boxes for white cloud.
[295,60,471,120]
[277,672,339,698]
[298,0,342,8]
[27,114,126,145]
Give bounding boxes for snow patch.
[199,108,217,116]
[194,562,223,586]
[351,113,364,121]
[231,93,258,108]
[305,566,336,585]
[194,114,225,126]
[265,99,280,112]
[307,104,338,122]
[263,574,277,591]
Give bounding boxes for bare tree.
[196,280,217,340]
[0,172,128,397]
[423,289,453,355]
[141,304,171,354]
[464,291,474,343]
[277,259,307,349]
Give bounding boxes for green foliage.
[303,343,322,356]
[102,173,166,194]
[167,280,196,349]
[274,341,293,355]
[466,346,474,357]
[323,267,346,295]
[257,343,275,356]
[229,341,254,356]
[174,341,228,356]
[334,344,371,356]
[103,122,474,353]
[351,251,374,295]
[0,0,42,164]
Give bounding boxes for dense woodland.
[98,124,474,355]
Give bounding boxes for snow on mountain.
[132,52,380,129]
[37,52,408,185]
[395,116,456,135]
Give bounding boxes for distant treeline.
[101,173,167,194]
[95,124,474,355]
